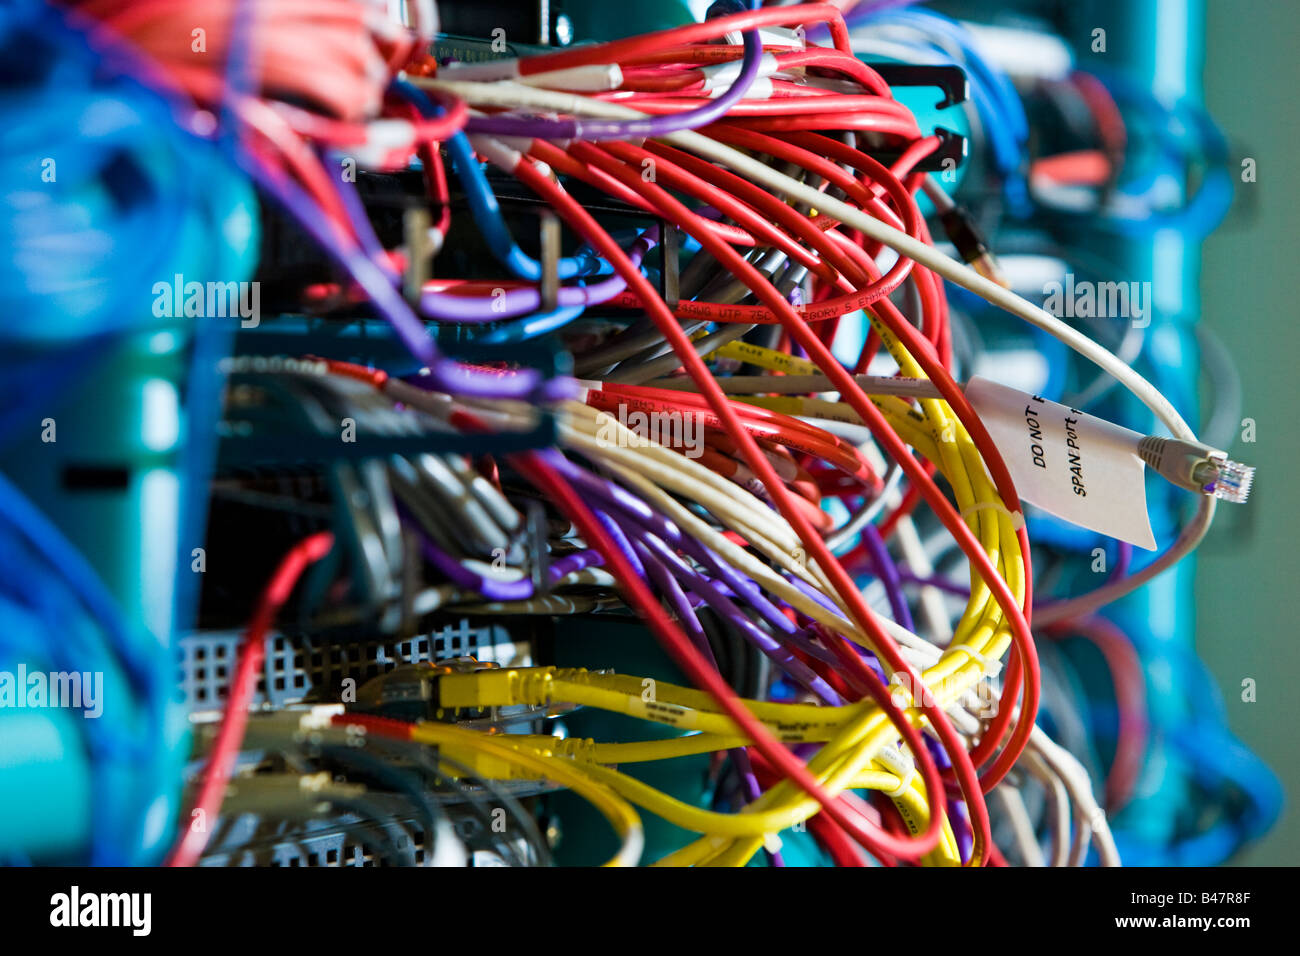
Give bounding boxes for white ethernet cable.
[414,76,1197,439]
[414,74,1252,622]
[643,372,1253,502]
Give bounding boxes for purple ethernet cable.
[545,454,795,638]
[322,143,646,328]
[593,508,646,579]
[465,28,763,142]
[634,538,718,662]
[1110,541,1133,582]
[680,535,800,639]
[787,611,889,701]
[543,451,843,702]
[416,534,534,602]
[637,531,845,706]
[546,548,603,580]
[895,568,970,599]
[240,154,555,403]
[860,523,915,633]
[402,487,605,602]
[782,571,846,619]
[326,148,395,272]
[419,535,606,603]
[632,536,776,865]
[421,229,656,322]
[774,622,846,671]
[592,473,795,636]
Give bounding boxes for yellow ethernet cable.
[712,339,821,375]
[402,720,644,867]
[427,666,965,862]
[636,321,1026,866]
[488,728,961,866]
[437,665,867,741]
[519,309,1020,866]
[576,412,1015,860]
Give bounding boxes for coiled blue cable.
[1089,69,1233,240]
[851,7,1031,214]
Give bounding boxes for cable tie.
[884,767,917,799]
[874,745,917,798]
[944,643,1002,679]
[958,500,1024,529]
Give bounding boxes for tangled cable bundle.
[4,0,1272,870]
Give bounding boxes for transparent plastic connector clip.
[1203,456,1255,504]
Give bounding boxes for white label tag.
[965,377,1156,550]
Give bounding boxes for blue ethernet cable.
[477,304,588,345]
[391,79,603,282]
[847,7,1031,214]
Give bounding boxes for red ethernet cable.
[167,531,335,867]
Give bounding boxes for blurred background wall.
[1198,1,1300,865]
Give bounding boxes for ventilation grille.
[178,618,531,711]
